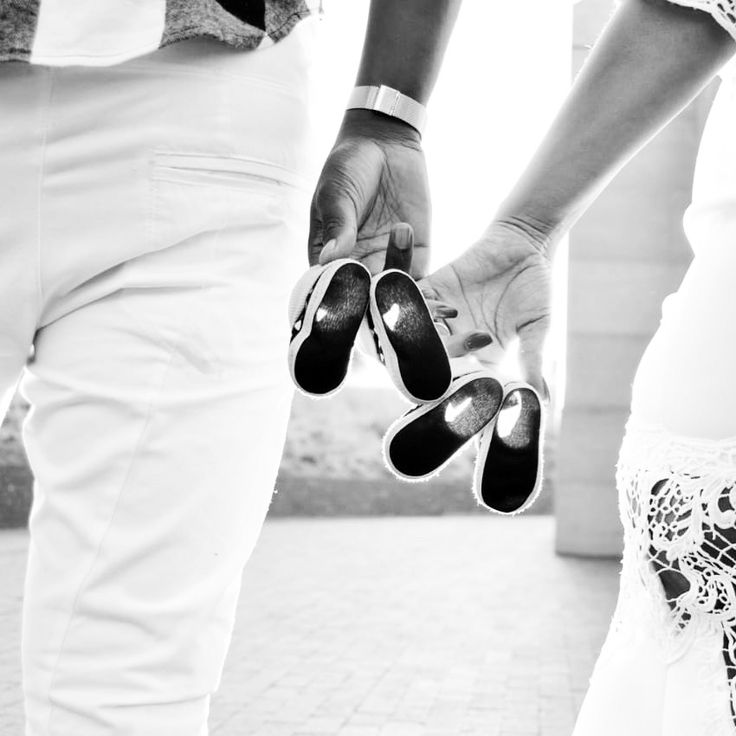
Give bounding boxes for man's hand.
[308,110,430,278]
[420,221,553,396]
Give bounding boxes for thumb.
[517,318,549,402]
[310,185,359,266]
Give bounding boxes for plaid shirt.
[0,0,318,65]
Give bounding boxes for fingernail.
[542,378,551,404]
[392,223,413,250]
[319,239,337,262]
[435,306,458,318]
[466,332,493,351]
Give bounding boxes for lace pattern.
[666,0,736,41]
[616,418,736,733]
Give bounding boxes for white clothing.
[31,0,167,66]
[573,65,736,735]
[0,19,316,735]
[667,0,736,42]
[0,0,318,66]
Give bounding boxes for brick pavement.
[0,516,620,736]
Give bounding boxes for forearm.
[311,1,459,267]
[355,0,461,103]
[495,0,735,251]
[339,0,461,141]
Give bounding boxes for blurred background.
[0,0,718,559]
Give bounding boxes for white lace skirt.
[573,421,736,735]
[573,72,736,736]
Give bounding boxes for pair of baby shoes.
[288,258,452,403]
[383,371,545,515]
[288,259,545,515]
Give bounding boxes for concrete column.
[554,0,716,556]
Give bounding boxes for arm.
[354,0,459,103]
[308,0,462,277]
[423,0,736,390]
[497,0,735,251]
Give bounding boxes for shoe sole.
[289,261,371,397]
[473,384,544,515]
[370,270,452,403]
[384,372,504,481]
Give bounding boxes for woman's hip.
[630,250,736,439]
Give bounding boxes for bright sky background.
[309,1,573,393]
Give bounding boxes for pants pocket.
[134,149,310,375]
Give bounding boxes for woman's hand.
[308,110,430,278]
[420,221,553,395]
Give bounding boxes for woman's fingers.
[444,330,493,358]
[417,276,440,303]
[428,301,458,320]
[434,320,451,337]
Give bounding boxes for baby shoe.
[363,268,452,403]
[473,382,544,514]
[383,371,504,481]
[288,259,371,397]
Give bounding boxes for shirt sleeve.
[665,0,736,41]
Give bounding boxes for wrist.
[493,189,578,255]
[484,215,560,256]
[338,108,422,149]
[347,84,427,136]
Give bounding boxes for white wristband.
[346,85,427,136]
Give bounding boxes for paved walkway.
[0,517,620,736]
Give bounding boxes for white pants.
[0,22,316,736]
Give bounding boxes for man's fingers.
[317,230,356,265]
[308,188,359,266]
[383,223,414,273]
[307,200,323,265]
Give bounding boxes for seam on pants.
[44,347,177,734]
[35,68,54,317]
